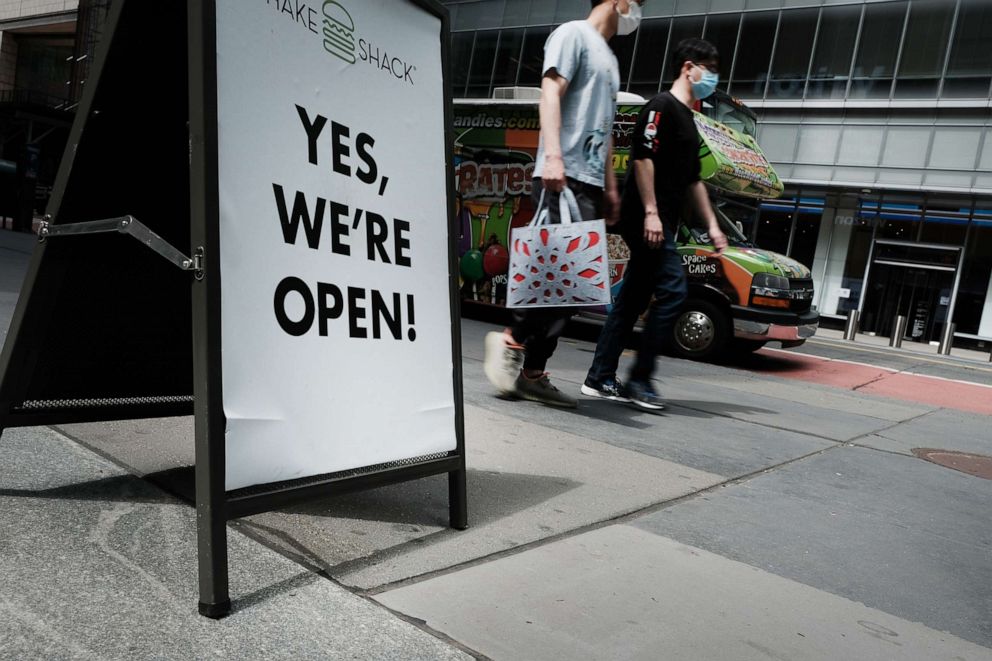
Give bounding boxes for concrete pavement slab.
[632,445,992,648]
[464,370,837,478]
[376,524,992,661]
[0,426,471,660]
[307,404,721,589]
[856,408,992,458]
[682,369,933,424]
[57,404,722,591]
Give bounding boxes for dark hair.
[592,0,644,8]
[671,38,719,79]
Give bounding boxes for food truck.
[454,89,819,360]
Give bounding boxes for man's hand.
[710,226,728,254]
[644,210,664,248]
[604,187,620,226]
[542,154,566,192]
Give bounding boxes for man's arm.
[633,157,664,248]
[604,135,619,225]
[539,72,569,192]
[689,181,727,253]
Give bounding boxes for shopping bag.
[507,188,611,308]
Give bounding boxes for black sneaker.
[625,380,665,411]
[581,376,632,403]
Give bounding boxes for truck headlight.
[751,273,791,308]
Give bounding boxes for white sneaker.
[484,331,524,393]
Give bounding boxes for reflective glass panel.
[663,16,706,84]
[850,1,907,99]
[943,0,992,98]
[702,13,741,79]
[629,18,671,96]
[894,0,954,99]
[450,32,475,96]
[517,26,552,87]
[767,8,817,99]
[730,11,778,98]
[466,30,500,97]
[492,28,525,87]
[806,5,860,99]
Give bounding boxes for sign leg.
[448,468,468,530]
[195,399,229,617]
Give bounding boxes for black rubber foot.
[199,600,232,619]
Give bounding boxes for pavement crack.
[842,408,937,446]
[364,444,849,599]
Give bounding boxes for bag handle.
[531,186,583,227]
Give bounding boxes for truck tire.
[670,299,730,361]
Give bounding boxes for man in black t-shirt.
[582,38,728,411]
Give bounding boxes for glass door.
[859,241,961,343]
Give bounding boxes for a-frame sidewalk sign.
[0,0,466,618]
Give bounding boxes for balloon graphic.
[460,249,485,281]
[483,243,509,276]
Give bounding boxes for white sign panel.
[215,0,455,490]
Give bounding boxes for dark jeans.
[512,177,603,372]
[587,233,687,384]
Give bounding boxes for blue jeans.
[587,234,687,384]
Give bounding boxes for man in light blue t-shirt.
[484,0,644,408]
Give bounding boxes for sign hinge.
[38,215,205,280]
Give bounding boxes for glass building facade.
[441,0,992,345]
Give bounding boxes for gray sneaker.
[484,331,525,394]
[514,372,578,409]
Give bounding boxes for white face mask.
[616,1,642,36]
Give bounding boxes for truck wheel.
[671,299,729,361]
[731,339,766,354]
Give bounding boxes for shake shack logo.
[263,1,417,86]
[320,1,356,64]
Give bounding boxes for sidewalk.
[814,325,992,364]
[2,238,991,659]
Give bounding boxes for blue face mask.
[691,65,719,100]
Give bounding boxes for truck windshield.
[684,205,753,248]
[700,93,758,139]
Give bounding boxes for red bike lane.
[747,349,992,416]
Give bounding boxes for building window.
[451,32,475,97]
[756,195,796,257]
[662,16,705,85]
[729,11,777,99]
[611,31,637,88]
[806,5,860,100]
[12,37,73,105]
[920,197,970,247]
[875,194,923,242]
[850,1,907,99]
[766,8,817,100]
[517,25,552,88]
[791,196,825,270]
[466,30,500,97]
[702,13,740,80]
[492,28,524,88]
[628,18,670,97]
[894,0,955,99]
[955,210,992,336]
[943,0,992,98]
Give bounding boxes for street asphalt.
[2,227,991,660]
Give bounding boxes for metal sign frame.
[0,0,466,620]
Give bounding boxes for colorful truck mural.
[454,94,817,360]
